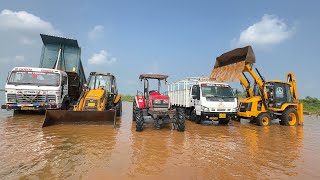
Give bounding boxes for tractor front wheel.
[135,109,144,132]
[175,108,186,132]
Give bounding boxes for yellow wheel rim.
[288,112,297,126]
[262,116,269,126]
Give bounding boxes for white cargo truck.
[168,77,238,124]
[1,67,71,111]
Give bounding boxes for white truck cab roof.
[11,67,67,76]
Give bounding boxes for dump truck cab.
[190,81,237,124]
[1,67,69,111]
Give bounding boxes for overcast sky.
[0,0,319,98]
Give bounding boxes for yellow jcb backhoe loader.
[210,46,303,126]
[42,72,122,127]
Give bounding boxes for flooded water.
[0,94,320,179]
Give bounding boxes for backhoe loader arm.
[239,75,253,97]
[286,72,299,101]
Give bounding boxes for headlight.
[49,99,56,103]
[8,98,16,103]
[201,105,210,112]
[232,108,238,112]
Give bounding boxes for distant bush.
[121,95,135,102]
[301,96,320,114]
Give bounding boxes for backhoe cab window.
[201,85,234,98]
[88,75,114,93]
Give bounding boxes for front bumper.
[148,109,176,118]
[1,103,59,111]
[201,112,237,121]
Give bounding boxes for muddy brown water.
[0,98,320,179]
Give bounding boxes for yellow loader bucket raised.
[210,46,256,82]
[42,110,116,128]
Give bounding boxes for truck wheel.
[175,108,186,132]
[116,100,122,117]
[136,109,144,132]
[280,107,298,126]
[61,101,70,110]
[190,110,196,122]
[195,115,201,124]
[257,113,271,126]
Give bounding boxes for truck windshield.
[201,85,235,98]
[8,71,60,86]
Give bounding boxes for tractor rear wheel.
[280,107,298,126]
[135,109,144,132]
[257,113,271,126]
[175,108,186,132]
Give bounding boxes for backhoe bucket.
[42,110,116,127]
[210,46,256,82]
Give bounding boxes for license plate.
[219,113,226,118]
[88,103,96,107]
[209,117,218,120]
[21,107,35,110]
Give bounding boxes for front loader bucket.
[210,46,256,82]
[42,110,117,128]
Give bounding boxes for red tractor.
[133,74,185,132]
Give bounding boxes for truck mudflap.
[1,104,58,111]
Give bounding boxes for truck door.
[61,75,68,100]
[191,85,201,115]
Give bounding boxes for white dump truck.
[168,77,238,124]
[1,67,71,111]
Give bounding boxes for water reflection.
[0,101,318,179]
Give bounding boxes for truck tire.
[190,110,196,122]
[256,113,271,126]
[195,115,201,124]
[136,109,144,132]
[61,101,70,110]
[175,108,186,132]
[280,107,298,126]
[116,100,122,117]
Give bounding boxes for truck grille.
[47,95,56,102]
[16,94,46,104]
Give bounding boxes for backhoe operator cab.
[133,74,185,132]
[85,72,121,113]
